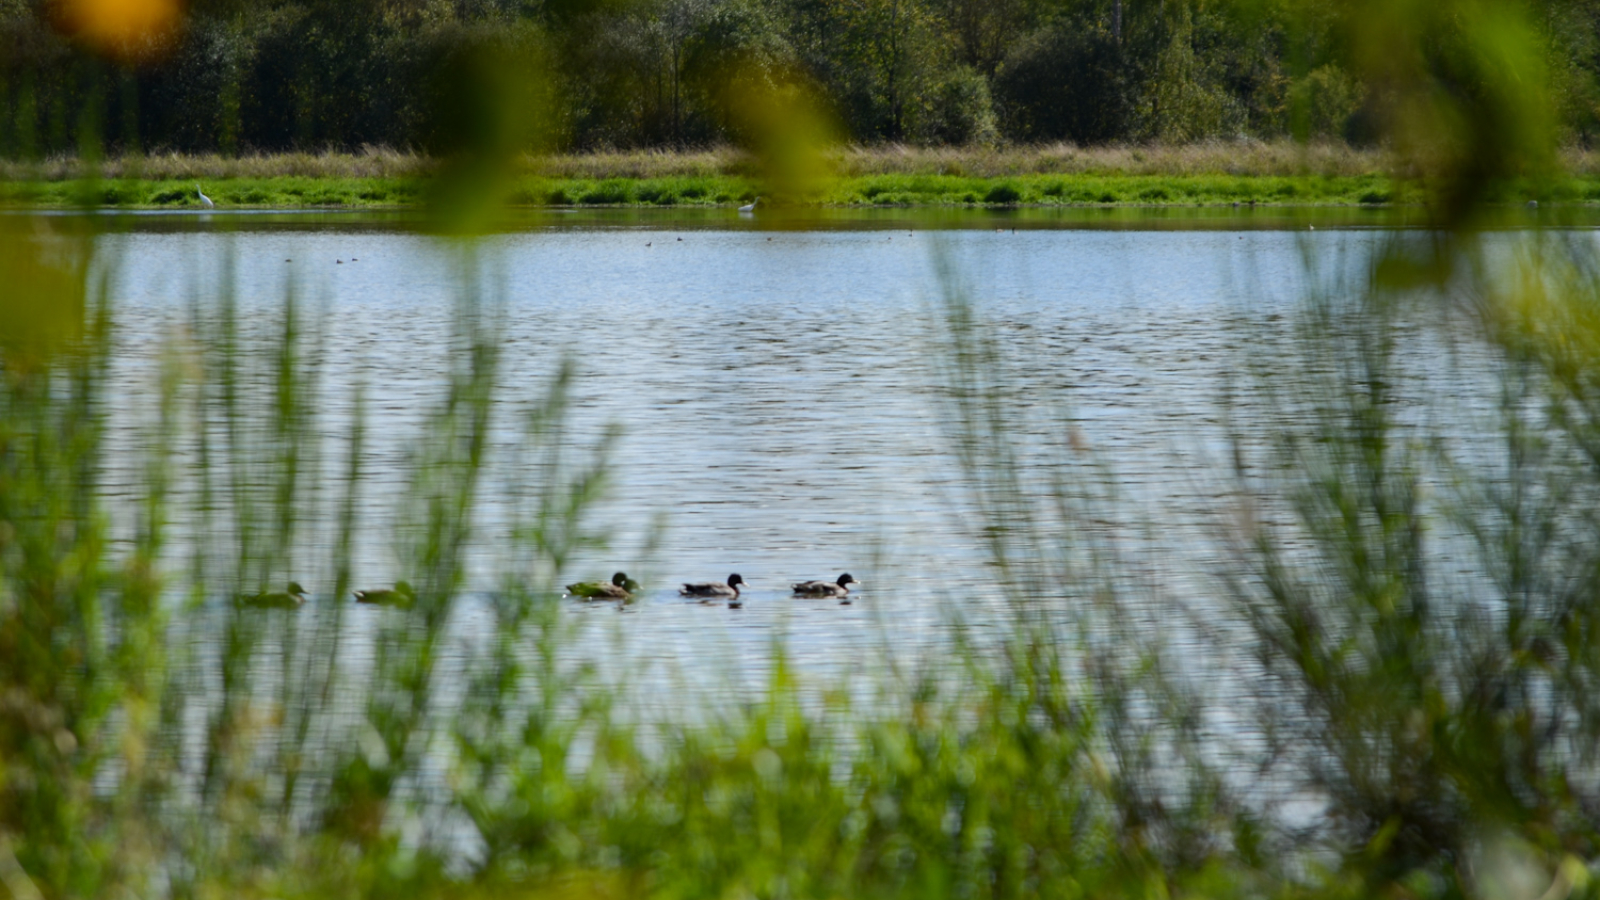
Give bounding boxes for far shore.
[0,143,1582,209]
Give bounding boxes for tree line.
[2,0,1600,158]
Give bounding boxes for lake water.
[83,209,1508,691]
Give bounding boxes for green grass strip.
[3,171,1591,209]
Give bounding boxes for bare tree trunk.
[1113,0,1122,42]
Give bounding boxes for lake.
[81,208,1508,692]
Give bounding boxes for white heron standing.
[196,183,214,209]
[738,196,760,213]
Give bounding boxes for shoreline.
[0,172,1422,210]
[0,143,1585,209]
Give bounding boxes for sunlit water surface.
[90,215,1516,698]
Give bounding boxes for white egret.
[196,183,214,209]
[738,196,760,213]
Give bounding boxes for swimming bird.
[353,581,415,608]
[681,574,746,599]
[738,197,761,213]
[196,183,214,209]
[567,571,638,601]
[240,582,307,608]
[792,573,858,598]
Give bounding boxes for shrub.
[912,66,1000,146]
[1289,63,1366,140]
[579,181,631,204]
[984,183,1022,204]
[994,22,1132,143]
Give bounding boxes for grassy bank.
[0,169,1433,208]
[0,142,1580,208]
[3,140,1587,208]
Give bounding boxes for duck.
[353,581,415,608]
[681,573,746,600]
[566,571,638,600]
[240,582,307,608]
[792,573,858,598]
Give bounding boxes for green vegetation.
[11,141,1600,209]
[4,0,1600,156]
[1,170,1423,208]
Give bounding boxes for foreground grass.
[0,141,1585,207]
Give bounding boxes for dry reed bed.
[8,141,1598,181]
[0,147,434,180]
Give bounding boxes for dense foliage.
[4,0,1600,155]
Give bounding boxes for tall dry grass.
[0,141,1410,182]
[17,140,1600,184]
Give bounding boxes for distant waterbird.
[681,573,746,601]
[792,573,858,598]
[567,572,638,601]
[738,197,761,213]
[240,582,307,609]
[354,581,415,608]
[196,183,214,209]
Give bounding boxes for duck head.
[727,574,745,588]
[836,573,857,587]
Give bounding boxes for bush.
[994,21,1132,143]
[912,66,1000,146]
[579,180,631,204]
[1290,64,1366,140]
[984,183,1022,204]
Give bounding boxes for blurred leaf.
[0,221,87,371]
[49,0,183,62]
[713,72,839,203]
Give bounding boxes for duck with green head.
[681,573,748,607]
[792,573,858,598]
[566,571,638,601]
[240,582,308,609]
[353,581,416,608]
[680,573,745,598]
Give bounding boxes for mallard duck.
[353,581,415,608]
[681,574,745,599]
[566,571,637,600]
[792,573,858,598]
[240,582,307,608]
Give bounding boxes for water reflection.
[91,223,1412,685]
